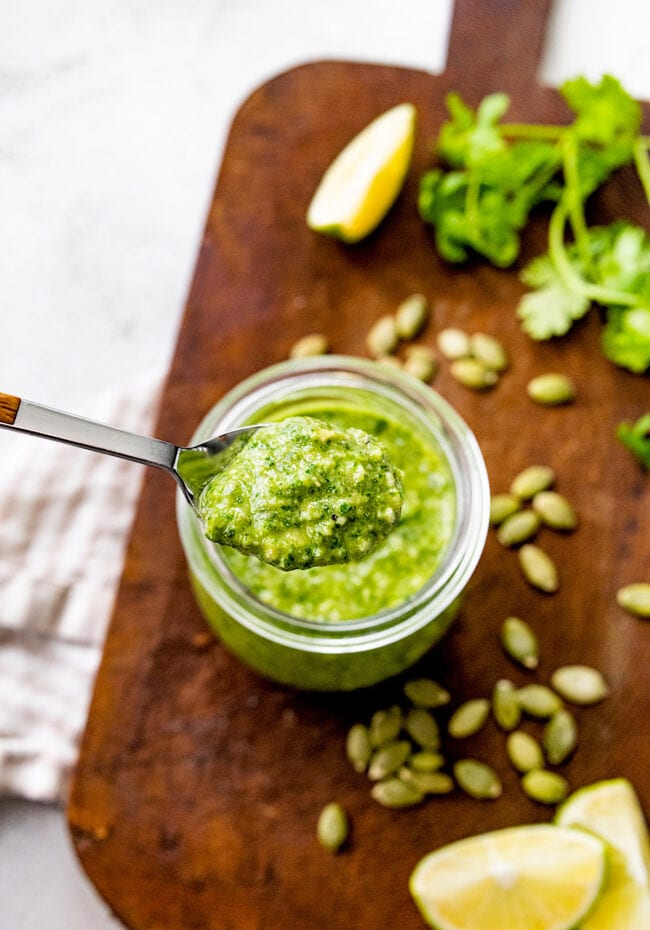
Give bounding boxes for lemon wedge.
[556,778,650,929]
[409,824,607,930]
[306,103,416,243]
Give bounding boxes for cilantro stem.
[633,137,650,207]
[561,134,591,266]
[501,123,566,140]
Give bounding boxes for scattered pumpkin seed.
[527,373,576,406]
[405,707,441,750]
[376,354,403,371]
[366,315,399,357]
[289,332,329,359]
[543,709,578,766]
[345,723,372,773]
[510,465,555,500]
[506,730,545,773]
[395,293,430,340]
[437,327,471,359]
[500,616,539,670]
[491,679,522,731]
[521,769,569,804]
[448,699,490,739]
[497,510,541,547]
[317,802,349,852]
[399,768,454,796]
[449,358,498,391]
[403,344,438,383]
[519,544,559,593]
[517,684,563,718]
[453,759,502,800]
[469,332,509,372]
[370,777,424,809]
[532,491,578,531]
[489,493,522,526]
[368,705,403,747]
[616,582,650,619]
[367,740,412,781]
[550,665,610,706]
[407,751,446,773]
[403,678,451,709]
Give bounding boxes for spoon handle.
[0,390,177,472]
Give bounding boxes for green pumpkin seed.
[403,344,438,383]
[497,510,541,547]
[517,684,563,718]
[407,751,446,773]
[405,707,441,750]
[289,333,329,359]
[527,373,576,406]
[519,544,559,593]
[490,493,522,526]
[510,465,555,500]
[345,723,372,773]
[550,665,610,705]
[448,699,490,739]
[532,491,578,531]
[453,759,502,800]
[377,354,403,371]
[617,583,650,618]
[403,678,451,709]
[543,709,578,766]
[399,768,454,796]
[521,769,569,804]
[500,616,539,670]
[367,740,412,781]
[366,315,399,357]
[491,679,522,731]
[395,293,430,340]
[370,777,424,808]
[317,802,349,852]
[369,705,403,747]
[469,332,509,372]
[506,730,544,773]
[437,327,471,359]
[450,358,498,391]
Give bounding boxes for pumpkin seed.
[369,705,403,747]
[453,759,502,800]
[616,583,650,619]
[491,679,522,731]
[500,616,539,670]
[450,358,498,390]
[519,544,559,593]
[510,465,555,500]
[527,373,576,406]
[506,730,544,773]
[317,802,349,852]
[532,491,578,531]
[367,740,412,781]
[517,684,563,718]
[366,315,399,357]
[370,777,424,808]
[403,678,451,709]
[469,332,509,372]
[521,769,569,804]
[395,293,430,340]
[345,723,372,773]
[448,699,490,739]
[550,665,610,705]
[403,344,438,383]
[407,751,446,773]
[437,327,471,359]
[543,709,578,765]
[289,332,329,359]
[489,493,522,526]
[497,510,541,547]
[405,707,441,750]
[376,354,403,371]
[399,767,454,796]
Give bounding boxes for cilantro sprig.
[617,413,650,469]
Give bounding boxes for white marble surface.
[1,0,650,926]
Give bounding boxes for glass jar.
[176,356,489,691]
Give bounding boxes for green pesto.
[197,416,403,571]
[221,404,456,620]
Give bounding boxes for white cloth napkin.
[0,371,162,803]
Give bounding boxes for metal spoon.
[0,390,260,510]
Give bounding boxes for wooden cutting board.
[68,2,650,928]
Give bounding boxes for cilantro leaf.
[438,92,510,167]
[517,253,590,338]
[602,306,650,373]
[617,413,650,470]
[561,74,641,152]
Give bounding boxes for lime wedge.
[556,778,650,929]
[409,824,606,930]
[306,103,416,243]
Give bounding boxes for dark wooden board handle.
[0,392,21,425]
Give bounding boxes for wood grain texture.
[68,2,650,928]
[0,392,21,425]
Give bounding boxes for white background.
[1,0,649,926]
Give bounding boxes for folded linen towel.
[0,371,162,802]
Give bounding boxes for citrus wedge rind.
[306,102,416,243]
[409,824,607,930]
